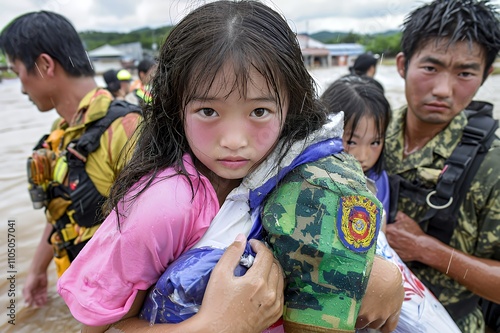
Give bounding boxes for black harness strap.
[74,99,142,157]
[434,102,498,206]
[422,101,498,244]
[63,99,141,228]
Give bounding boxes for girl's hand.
[197,235,284,333]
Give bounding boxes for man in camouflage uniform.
[383,1,500,332]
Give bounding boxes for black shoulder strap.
[75,99,141,157]
[33,134,50,150]
[431,101,498,210]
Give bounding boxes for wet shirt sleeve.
[262,153,382,331]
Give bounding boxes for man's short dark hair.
[0,11,94,77]
[400,0,500,78]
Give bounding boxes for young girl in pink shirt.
[57,1,322,331]
[58,2,404,332]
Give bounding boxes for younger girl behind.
[322,75,390,216]
[320,75,461,333]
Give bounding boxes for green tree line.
[79,26,401,56]
[79,26,173,51]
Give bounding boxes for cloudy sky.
[2,0,500,35]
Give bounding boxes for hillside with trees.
[1,26,400,73]
[79,26,173,51]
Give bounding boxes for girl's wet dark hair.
[400,0,500,79]
[0,11,94,77]
[320,75,391,175]
[107,0,325,214]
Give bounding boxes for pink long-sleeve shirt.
[57,155,218,326]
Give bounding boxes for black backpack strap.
[428,101,498,211]
[33,134,50,150]
[62,99,141,230]
[425,101,498,244]
[73,99,142,157]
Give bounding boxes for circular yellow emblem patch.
[336,196,379,252]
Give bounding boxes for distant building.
[87,44,124,74]
[297,34,366,68]
[88,42,150,74]
[113,42,144,69]
[297,34,330,68]
[324,43,365,66]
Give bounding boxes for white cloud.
[1,0,500,34]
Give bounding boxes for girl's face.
[184,64,288,187]
[343,115,384,173]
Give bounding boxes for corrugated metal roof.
[297,34,365,56]
[88,44,124,58]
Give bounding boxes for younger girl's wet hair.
[320,75,391,175]
[107,0,326,213]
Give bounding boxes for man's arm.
[386,211,500,303]
[262,155,403,332]
[23,223,54,307]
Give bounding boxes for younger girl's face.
[184,65,288,185]
[343,115,384,173]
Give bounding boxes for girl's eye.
[371,140,381,146]
[197,108,218,117]
[346,140,356,146]
[250,108,270,118]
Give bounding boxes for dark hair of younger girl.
[106,0,326,215]
[320,75,391,175]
